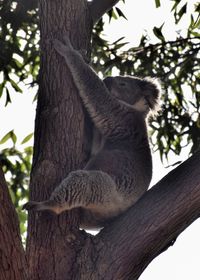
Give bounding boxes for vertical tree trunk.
[26,1,92,279]
[0,166,27,280]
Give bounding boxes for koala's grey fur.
[23,36,160,230]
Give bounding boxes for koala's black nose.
[103,76,113,90]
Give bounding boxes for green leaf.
[0,130,12,144]
[113,42,128,50]
[195,3,200,13]
[10,79,22,93]
[0,130,17,145]
[0,81,5,98]
[10,130,17,145]
[155,0,161,8]
[33,92,38,102]
[153,24,165,41]
[108,9,118,21]
[178,3,187,19]
[8,188,16,204]
[5,88,11,106]
[171,0,182,12]
[191,31,200,37]
[115,7,127,20]
[112,37,125,45]
[13,58,23,68]
[190,14,194,28]
[193,16,200,29]
[111,9,118,20]
[21,133,33,144]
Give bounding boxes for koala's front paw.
[54,35,89,63]
[54,32,74,55]
[54,38,70,57]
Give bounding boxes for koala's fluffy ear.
[142,78,161,114]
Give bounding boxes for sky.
[0,0,200,279]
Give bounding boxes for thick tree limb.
[78,151,200,279]
[0,166,27,280]
[89,0,120,24]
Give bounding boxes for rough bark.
[26,1,93,279]
[0,166,27,280]
[77,151,200,279]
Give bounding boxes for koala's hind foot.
[22,200,64,215]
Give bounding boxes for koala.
[23,36,160,230]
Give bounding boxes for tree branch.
[89,0,120,24]
[0,166,27,279]
[79,151,200,279]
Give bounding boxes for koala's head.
[104,76,161,115]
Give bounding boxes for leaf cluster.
[0,0,39,105]
[0,131,33,236]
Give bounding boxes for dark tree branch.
[78,151,200,279]
[0,166,27,279]
[89,0,120,24]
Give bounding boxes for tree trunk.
[0,166,27,280]
[26,0,93,279]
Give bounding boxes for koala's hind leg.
[22,200,60,214]
[23,170,121,215]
